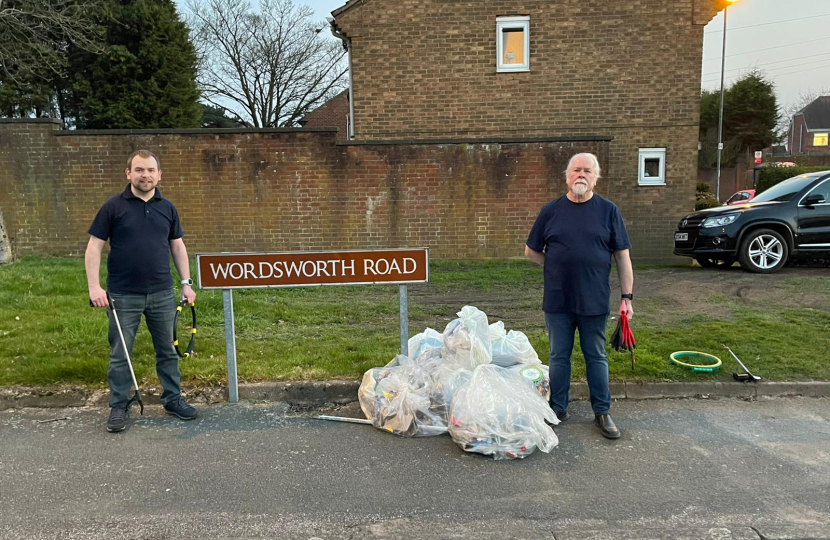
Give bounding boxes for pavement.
[1,396,829,540]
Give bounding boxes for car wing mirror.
[803,194,826,206]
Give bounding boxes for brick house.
[325,0,728,260]
[298,89,350,141]
[788,96,830,156]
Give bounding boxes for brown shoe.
[594,414,621,439]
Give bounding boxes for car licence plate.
[675,233,688,242]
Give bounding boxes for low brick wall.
[1,120,660,260]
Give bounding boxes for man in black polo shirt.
[85,149,197,433]
[525,153,634,440]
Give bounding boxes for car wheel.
[738,229,788,273]
[695,256,735,269]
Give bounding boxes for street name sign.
[196,248,429,289]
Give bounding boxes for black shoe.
[545,409,569,428]
[594,414,621,439]
[107,406,129,432]
[164,396,197,421]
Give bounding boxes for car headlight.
[701,214,739,228]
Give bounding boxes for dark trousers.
[107,288,181,407]
[545,312,612,416]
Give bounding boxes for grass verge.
[1,257,828,388]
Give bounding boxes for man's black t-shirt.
[88,185,183,295]
[526,194,631,315]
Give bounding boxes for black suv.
[674,170,830,273]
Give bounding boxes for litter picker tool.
[724,345,761,382]
[90,293,144,415]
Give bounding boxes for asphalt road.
[1,397,829,540]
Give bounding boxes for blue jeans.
[107,289,181,408]
[545,312,611,416]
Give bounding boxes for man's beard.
[571,182,588,196]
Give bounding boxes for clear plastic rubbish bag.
[429,363,473,422]
[507,363,551,401]
[489,321,541,367]
[443,306,492,368]
[407,328,445,370]
[448,364,559,460]
[359,363,447,437]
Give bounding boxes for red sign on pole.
[196,248,429,289]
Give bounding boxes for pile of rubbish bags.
[358,306,559,460]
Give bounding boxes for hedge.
[756,166,829,194]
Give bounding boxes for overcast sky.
[182,0,830,112]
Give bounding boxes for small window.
[638,148,666,186]
[496,16,529,72]
[814,133,829,146]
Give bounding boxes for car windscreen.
[752,175,822,203]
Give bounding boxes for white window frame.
[638,148,666,186]
[496,16,530,73]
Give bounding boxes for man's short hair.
[127,150,161,171]
[565,153,601,179]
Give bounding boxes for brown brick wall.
[4,121,700,262]
[335,0,712,141]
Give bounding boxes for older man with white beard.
[524,153,634,439]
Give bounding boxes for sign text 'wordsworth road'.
[196,249,429,289]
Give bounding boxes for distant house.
[789,96,830,155]
[297,90,350,141]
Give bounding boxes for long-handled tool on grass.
[90,293,144,415]
[724,345,761,382]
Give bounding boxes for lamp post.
[715,0,741,203]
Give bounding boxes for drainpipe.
[329,17,354,140]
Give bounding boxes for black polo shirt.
[89,184,184,295]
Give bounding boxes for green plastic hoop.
[669,351,722,373]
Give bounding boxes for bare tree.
[0,0,104,84]
[186,0,347,128]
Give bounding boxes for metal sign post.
[399,285,408,357]
[222,289,239,403]
[197,248,429,403]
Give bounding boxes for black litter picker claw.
[724,345,761,382]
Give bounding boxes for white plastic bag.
[489,321,541,367]
[358,363,447,437]
[443,306,492,368]
[448,364,559,460]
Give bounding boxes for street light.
[715,0,741,203]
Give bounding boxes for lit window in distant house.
[496,17,529,72]
[814,133,829,146]
[638,148,666,186]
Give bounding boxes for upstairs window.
[814,133,829,146]
[496,16,529,72]
[638,148,666,186]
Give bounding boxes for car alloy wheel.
[739,228,788,274]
